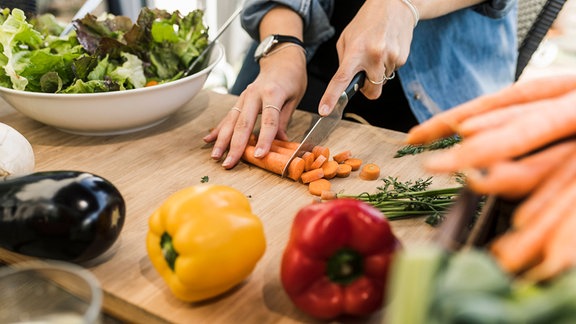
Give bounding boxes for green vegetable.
[0,7,208,93]
[395,136,461,158]
[338,176,467,226]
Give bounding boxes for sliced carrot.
[322,160,339,179]
[344,158,363,171]
[513,150,576,229]
[242,145,304,181]
[312,146,330,160]
[310,154,327,170]
[301,168,325,184]
[309,179,331,196]
[333,150,352,163]
[320,190,337,200]
[466,140,576,200]
[302,151,316,171]
[336,163,352,178]
[359,163,380,181]
[145,80,159,87]
[406,75,576,144]
[424,90,576,173]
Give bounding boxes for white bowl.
[0,43,224,136]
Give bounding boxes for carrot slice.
[344,158,363,171]
[312,146,330,159]
[322,160,339,179]
[336,164,352,178]
[359,163,380,181]
[310,155,327,170]
[301,168,325,184]
[302,151,315,171]
[333,150,352,163]
[309,179,331,196]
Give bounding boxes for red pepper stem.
[161,232,178,271]
[326,248,364,284]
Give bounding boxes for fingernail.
[222,157,233,168]
[211,148,222,159]
[254,147,264,158]
[319,104,329,116]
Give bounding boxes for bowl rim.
[0,42,225,99]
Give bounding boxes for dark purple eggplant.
[0,171,125,262]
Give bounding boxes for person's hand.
[203,46,307,169]
[318,0,416,116]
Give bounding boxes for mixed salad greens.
[0,7,209,93]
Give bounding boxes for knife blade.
[60,0,104,37]
[183,7,242,77]
[281,71,366,177]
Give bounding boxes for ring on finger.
[231,106,242,113]
[367,71,396,85]
[264,104,281,113]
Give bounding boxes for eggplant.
[0,171,125,262]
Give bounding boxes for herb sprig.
[394,136,461,158]
[338,177,463,226]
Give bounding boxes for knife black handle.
[343,71,366,100]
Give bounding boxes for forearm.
[258,6,304,41]
[410,0,484,19]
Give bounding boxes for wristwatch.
[254,34,304,62]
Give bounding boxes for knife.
[183,7,242,77]
[281,71,366,177]
[60,0,104,37]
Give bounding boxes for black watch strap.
[254,34,305,62]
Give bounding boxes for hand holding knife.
[281,71,366,177]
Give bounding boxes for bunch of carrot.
[242,135,381,197]
[405,74,576,282]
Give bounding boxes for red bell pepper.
[281,198,401,320]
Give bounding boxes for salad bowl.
[0,43,223,136]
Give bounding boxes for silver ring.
[367,71,396,85]
[231,107,241,113]
[263,104,281,113]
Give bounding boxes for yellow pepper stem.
[161,232,178,271]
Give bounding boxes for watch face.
[255,35,276,60]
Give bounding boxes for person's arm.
[316,0,506,117]
[204,6,308,169]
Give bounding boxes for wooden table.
[0,90,455,323]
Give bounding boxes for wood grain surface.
[0,90,457,323]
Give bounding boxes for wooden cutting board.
[0,90,457,323]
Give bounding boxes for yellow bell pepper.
[146,184,266,302]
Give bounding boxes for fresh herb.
[200,176,209,183]
[338,177,463,226]
[394,136,461,158]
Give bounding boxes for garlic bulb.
[0,122,35,178]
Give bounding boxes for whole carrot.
[466,140,576,200]
[513,151,576,229]
[242,145,304,181]
[424,90,576,173]
[406,75,576,144]
[524,205,576,281]
[490,181,576,274]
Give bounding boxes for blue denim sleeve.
[473,0,517,18]
[240,0,335,59]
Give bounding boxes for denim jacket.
[240,0,518,122]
